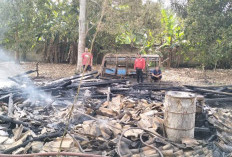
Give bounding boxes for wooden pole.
[36,62,39,77]
[8,94,13,117]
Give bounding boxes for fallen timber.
[193,88,232,96]
[0,72,232,156]
[0,115,34,131]
[9,70,37,80]
[2,130,64,154]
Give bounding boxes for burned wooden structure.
[100,53,161,77]
[0,70,231,156]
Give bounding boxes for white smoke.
[0,48,53,106]
[0,49,19,88]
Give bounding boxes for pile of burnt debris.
[0,70,231,156]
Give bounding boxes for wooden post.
[8,94,14,117]
[107,87,111,104]
[164,91,196,142]
[115,55,118,76]
[36,62,39,77]
[196,95,204,113]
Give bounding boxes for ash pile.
[0,71,231,157]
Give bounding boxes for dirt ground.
[21,62,232,86]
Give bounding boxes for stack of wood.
[207,108,232,156]
[185,85,232,106]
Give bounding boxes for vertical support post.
[8,94,13,117]
[36,62,39,78]
[126,56,128,75]
[115,55,118,76]
[107,87,111,104]
[159,56,161,67]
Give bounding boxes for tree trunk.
[76,0,86,72]
[214,61,217,72]
[69,42,77,64]
[43,40,49,62]
[14,51,20,64]
[14,31,20,63]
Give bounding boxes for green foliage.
[102,0,162,53]
[0,0,79,59]
[0,0,231,68]
[185,0,232,68]
[160,9,185,47]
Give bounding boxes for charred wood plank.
[10,70,37,79]
[66,79,127,89]
[46,71,98,86]
[7,77,21,84]
[185,84,232,89]
[0,94,11,101]
[80,79,127,87]
[2,130,63,154]
[205,97,232,103]
[7,94,13,117]
[195,127,211,133]
[90,95,108,99]
[193,88,232,96]
[41,74,96,90]
[0,115,34,131]
[132,85,184,91]
[111,88,130,93]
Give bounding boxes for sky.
[143,0,171,7]
[144,0,187,8]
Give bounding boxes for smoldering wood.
[0,94,11,101]
[0,115,34,131]
[41,75,95,90]
[9,70,37,79]
[7,77,21,84]
[45,71,98,86]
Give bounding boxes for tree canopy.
[0,0,231,69]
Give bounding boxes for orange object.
[134,58,145,70]
[82,52,93,65]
